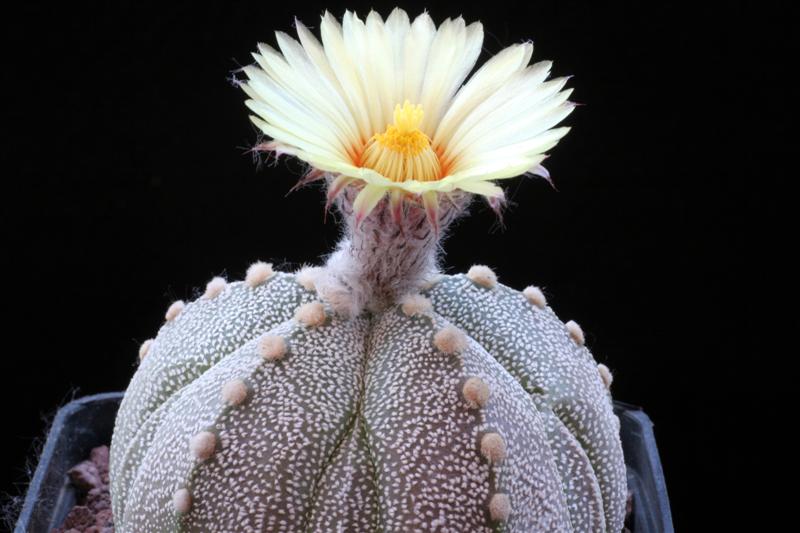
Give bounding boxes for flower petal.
[421,190,440,236]
[352,183,388,227]
[440,67,570,169]
[433,43,534,148]
[402,11,437,104]
[418,17,484,135]
[325,174,356,210]
[454,179,504,199]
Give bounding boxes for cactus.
[109,7,627,532]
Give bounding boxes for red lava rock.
[66,461,101,490]
[622,489,635,533]
[51,445,114,533]
[87,488,111,514]
[95,508,113,527]
[60,505,94,529]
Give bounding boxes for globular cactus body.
[110,268,626,532]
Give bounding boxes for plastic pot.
[14,393,673,532]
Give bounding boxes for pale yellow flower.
[241,7,574,227]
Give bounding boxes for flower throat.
[361,100,441,182]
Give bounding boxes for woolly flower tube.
[241,7,574,226]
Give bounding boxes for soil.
[624,488,634,532]
[51,444,634,532]
[51,445,113,533]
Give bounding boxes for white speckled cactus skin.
[110,184,626,532]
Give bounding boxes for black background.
[1,1,775,530]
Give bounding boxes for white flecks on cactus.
[295,265,323,291]
[466,265,498,289]
[188,431,217,461]
[172,488,191,515]
[258,334,287,361]
[537,404,606,532]
[462,376,491,408]
[361,309,569,530]
[111,272,624,533]
[597,363,613,389]
[220,378,248,406]
[480,432,507,464]
[203,277,227,299]
[399,293,432,317]
[565,320,585,346]
[305,410,379,531]
[164,300,184,322]
[122,312,368,531]
[523,285,547,309]
[109,272,316,524]
[433,324,469,354]
[294,301,327,327]
[427,274,627,532]
[245,261,274,287]
[489,493,512,522]
[138,339,153,362]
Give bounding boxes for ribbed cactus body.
[110,269,626,532]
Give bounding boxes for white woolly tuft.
[221,378,248,405]
[462,377,490,408]
[419,273,445,291]
[597,363,613,389]
[523,285,547,309]
[189,431,217,461]
[203,277,227,299]
[399,293,432,317]
[295,301,327,327]
[138,339,153,362]
[489,493,511,522]
[467,265,497,288]
[315,274,361,318]
[434,325,468,354]
[245,261,274,287]
[295,265,324,292]
[172,488,192,514]
[565,320,585,345]
[480,432,508,464]
[165,300,185,322]
[258,334,287,361]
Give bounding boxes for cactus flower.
[242,7,574,228]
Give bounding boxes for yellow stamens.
[361,100,441,182]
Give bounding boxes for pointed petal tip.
[487,192,507,226]
[421,191,440,238]
[325,175,353,211]
[529,164,550,180]
[351,184,387,230]
[289,168,326,193]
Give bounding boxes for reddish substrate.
[52,445,113,533]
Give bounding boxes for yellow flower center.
[361,100,441,182]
